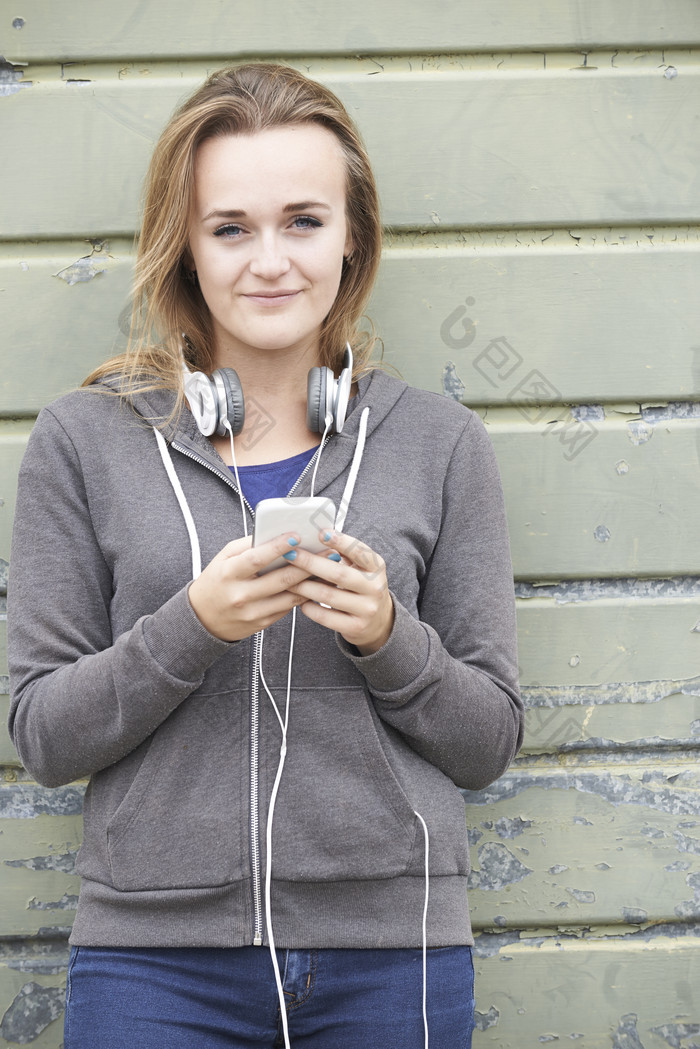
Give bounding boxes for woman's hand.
[188,534,312,642]
[286,531,395,655]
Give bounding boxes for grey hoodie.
[8,368,522,949]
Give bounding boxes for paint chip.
[0,55,31,95]
[626,420,653,445]
[54,256,107,285]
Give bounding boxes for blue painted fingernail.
[328,551,342,562]
[322,531,332,542]
[283,550,297,561]
[287,537,299,546]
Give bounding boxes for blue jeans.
[65,944,474,1048]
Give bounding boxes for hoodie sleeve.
[337,410,523,791]
[7,407,232,788]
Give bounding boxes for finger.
[289,577,366,615]
[284,547,365,592]
[319,531,386,577]
[297,598,358,633]
[216,535,253,559]
[238,532,305,577]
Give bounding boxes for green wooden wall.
[1,2,699,1045]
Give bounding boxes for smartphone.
[252,496,336,574]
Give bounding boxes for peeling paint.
[472,930,524,958]
[0,982,64,1044]
[5,852,77,874]
[0,55,31,96]
[0,940,70,977]
[522,674,700,708]
[621,907,648,924]
[27,894,79,912]
[570,404,604,422]
[673,831,700,855]
[54,256,107,285]
[642,401,700,421]
[627,420,654,445]
[468,843,533,891]
[442,361,466,401]
[651,1022,700,1048]
[493,816,533,839]
[474,921,700,960]
[566,888,595,904]
[474,1006,500,1031]
[0,783,85,819]
[612,1014,645,1049]
[674,871,700,919]
[464,768,700,817]
[516,576,700,603]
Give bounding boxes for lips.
[243,290,300,306]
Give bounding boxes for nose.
[249,231,291,280]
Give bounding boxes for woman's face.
[187,124,352,366]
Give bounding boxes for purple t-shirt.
[229,446,317,509]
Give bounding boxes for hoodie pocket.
[106,694,246,891]
[269,688,418,881]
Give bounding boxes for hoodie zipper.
[171,435,331,947]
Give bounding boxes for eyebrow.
[202,201,332,222]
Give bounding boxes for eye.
[213,223,245,238]
[292,215,323,230]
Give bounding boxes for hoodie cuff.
[335,594,430,700]
[142,585,235,682]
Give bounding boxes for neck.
[209,342,324,467]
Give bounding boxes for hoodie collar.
[107,367,409,494]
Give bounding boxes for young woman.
[8,64,523,1049]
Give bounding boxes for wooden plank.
[493,415,700,579]
[0,249,130,415]
[473,932,700,1047]
[464,758,700,930]
[374,238,700,404]
[516,596,700,689]
[5,0,700,62]
[2,67,700,238]
[2,239,700,413]
[3,417,700,576]
[523,688,700,755]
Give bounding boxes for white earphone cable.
[224,420,249,538]
[309,414,333,498]
[413,810,430,1049]
[260,609,297,1049]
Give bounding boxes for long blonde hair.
[84,63,382,396]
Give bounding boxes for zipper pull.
[253,934,263,947]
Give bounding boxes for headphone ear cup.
[212,368,245,437]
[306,366,330,434]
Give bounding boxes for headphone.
[182,344,354,438]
